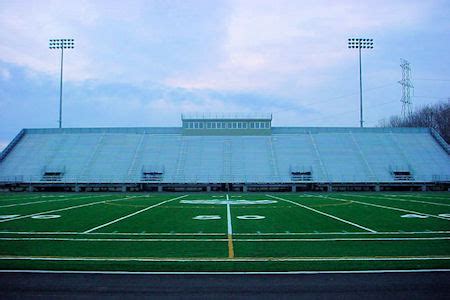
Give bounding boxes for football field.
[0,192,449,272]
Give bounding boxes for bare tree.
[379,100,449,143]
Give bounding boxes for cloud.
[0,67,11,80]
[167,0,434,92]
[0,0,230,83]
[0,0,448,141]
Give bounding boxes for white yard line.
[226,194,235,258]
[345,194,450,207]
[226,194,233,236]
[0,236,448,242]
[0,256,448,262]
[0,196,139,223]
[83,195,189,233]
[266,194,377,233]
[0,194,109,209]
[309,194,450,220]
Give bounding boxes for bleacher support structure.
[0,115,449,192]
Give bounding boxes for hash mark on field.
[83,195,189,233]
[266,195,377,233]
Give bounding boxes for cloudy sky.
[1,0,449,150]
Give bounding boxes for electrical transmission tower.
[399,58,413,119]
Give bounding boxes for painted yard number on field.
[189,199,272,221]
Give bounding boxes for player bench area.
[0,192,449,272]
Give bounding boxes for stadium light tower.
[348,38,373,128]
[49,38,74,128]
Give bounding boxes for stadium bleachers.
[0,126,449,186]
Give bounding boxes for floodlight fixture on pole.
[49,38,74,128]
[348,38,373,128]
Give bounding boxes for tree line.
[378,100,449,144]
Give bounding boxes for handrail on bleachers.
[0,129,26,162]
[430,128,450,154]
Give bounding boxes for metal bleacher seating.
[0,126,449,184]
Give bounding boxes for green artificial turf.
[0,192,449,272]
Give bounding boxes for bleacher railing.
[1,174,449,184]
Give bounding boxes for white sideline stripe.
[311,194,450,221]
[226,194,233,235]
[0,231,225,236]
[0,237,448,242]
[0,194,106,202]
[0,194,109,208]
[83,195,189,233]
[0,237,227,242]
[235,237,450,242]
[0,230,449,236]
[0,195,50,201]
[235,231,450,235]
[0,256,449,262]
[0,196,139,223]
[266,195,377,233]
[346,194,450,207]
[399,194,450,201]
[2,269,449,275]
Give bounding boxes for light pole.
[49,39,74,128]
[348,38,373,128]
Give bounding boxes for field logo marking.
[180,199,277,205]
[193,215,221,220]
[237,215,265,220]
[401,214,428,219]
[267,194,377,233]
[0,215,20,219]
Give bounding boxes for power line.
[414,96,448,100]
[272,83,396,114]
[415,78,450,82]
[299,98,399,124]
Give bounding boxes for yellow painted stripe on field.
[228,234,234,258]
